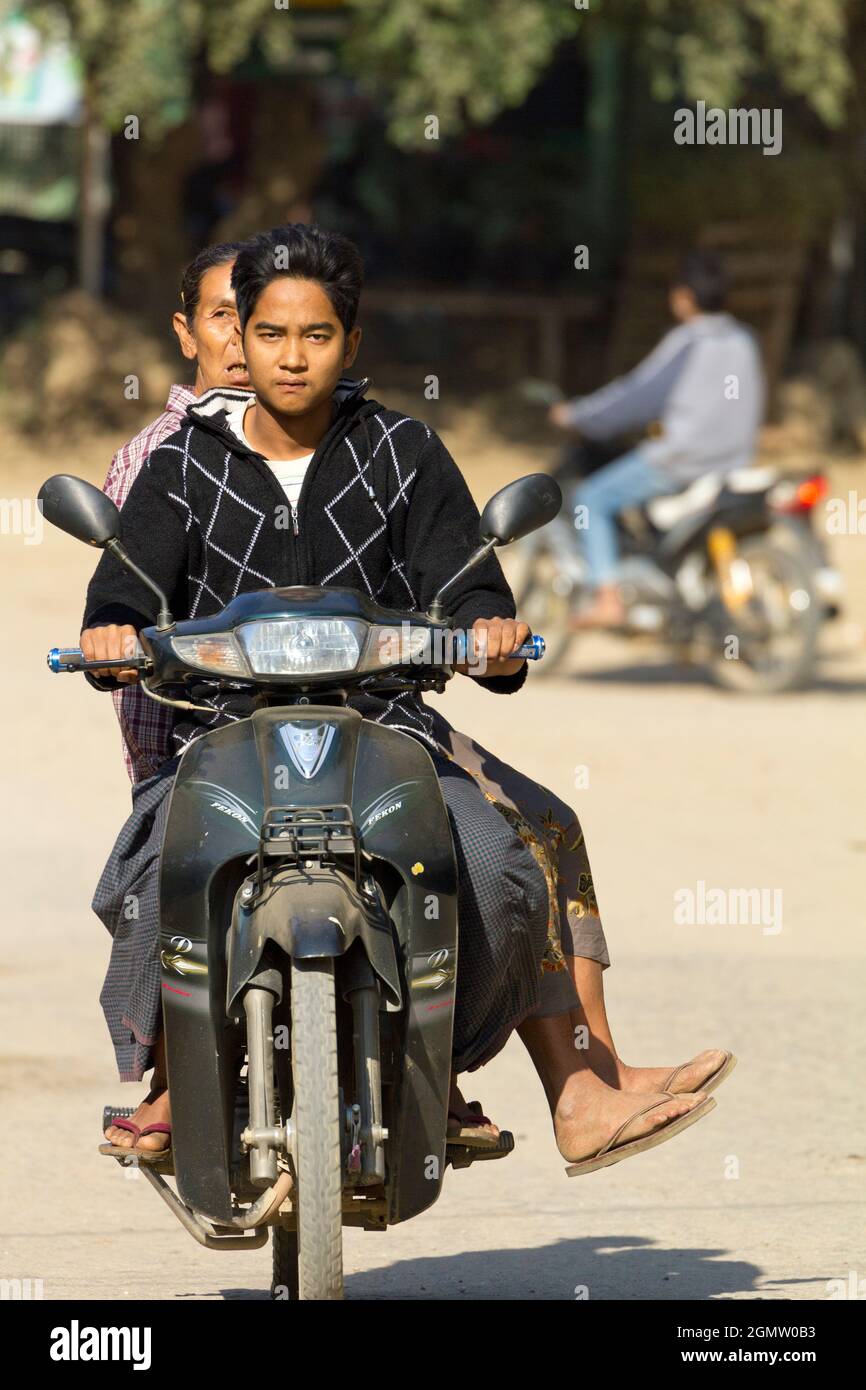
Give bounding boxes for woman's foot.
[103,1083,172,1153]
[447,1079,499,1141]
[613,1049,730,1096]
[553,1073,706,1164]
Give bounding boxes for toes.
[664,1091,705,1119]
[649,1094,696,1128]
[104,1126,133,1148]
[693,1049,725,1080]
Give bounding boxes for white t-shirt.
[225,400,313,508]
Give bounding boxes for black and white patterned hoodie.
[83,376,527,758]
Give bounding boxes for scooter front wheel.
[290,957,344,1300]
[707,534,821,693]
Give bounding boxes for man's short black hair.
[231,224,364,334]
[180,240,245,326]
[673,249,729,312]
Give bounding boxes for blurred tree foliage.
[1,0,296,134]
[343,0,583,145]
[624,0,851,129]
[346,0,852,146]
[1,0,853,143]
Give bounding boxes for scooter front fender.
[225,864,401,1016]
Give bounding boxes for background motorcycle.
[39,470,557,1303]
[510,382,842,692]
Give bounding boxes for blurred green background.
[1,0,864,434]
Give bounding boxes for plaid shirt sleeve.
[101,388,195,784]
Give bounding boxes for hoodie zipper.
[284,397,376,577]
[186,383,374,587]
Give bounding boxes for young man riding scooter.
[88,225,727,1177]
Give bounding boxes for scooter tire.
[708,535,822,693]
[290,957,344,1300]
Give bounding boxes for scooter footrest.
[102,1104,136,1131]
[100,1146,175,1176]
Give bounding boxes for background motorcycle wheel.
[290,958,344,1300]
[708,535,822,693]
[513,543,575,675]
[271,1227,300,1301]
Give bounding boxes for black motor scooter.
[39,470,558,1301]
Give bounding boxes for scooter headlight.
[237,618,367,676]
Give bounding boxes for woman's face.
[172,261,250,392]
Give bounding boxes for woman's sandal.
[98,1116,173,1164]
[565,1093,716,1177]
[446,1099,501,1150]
[447,1100,500,1145]
[660,1050,737,1098]
[446,1100,514,1165]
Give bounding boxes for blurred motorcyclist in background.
[550,250,766,627]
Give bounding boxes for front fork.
[347,974,387,1183]
[240,963,388,1191]
[243,986,282,1187]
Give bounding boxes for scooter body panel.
[159,706,457,1226]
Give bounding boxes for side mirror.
[427,472,563,620]
[479,473,562,545]
[38,474,121,548]
[37,472,175,630]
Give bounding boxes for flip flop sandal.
[132,1122,173,1159]
[661,1050,737,1097]
[565,1093,717,1177]
[98,1116,173,1164]
[448,1130,515,1168]
[446,1108,501,1150]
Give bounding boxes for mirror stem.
[427,537,497,621]
[105,539,175,631]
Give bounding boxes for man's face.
[242,277,360,419]
[173,261,249,390]
[669,285,699,323]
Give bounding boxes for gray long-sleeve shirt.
[564,312,766,480]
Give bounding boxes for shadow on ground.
[216,1234,765,1300]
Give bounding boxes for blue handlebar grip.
[516,635,545,660]
[47,647,83,673]
[451,632,544,662]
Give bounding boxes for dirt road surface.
[2,433,864,1300]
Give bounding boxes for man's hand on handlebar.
[456,617,531,680]
[549,401,578,430]
[80,624,141,683]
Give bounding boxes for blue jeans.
[571,447,680,588]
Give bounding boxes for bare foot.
[615,1049,728,1095]
[553,1074,706,1164]
[103,1083,172,1153]
[448,1079,499,1140]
